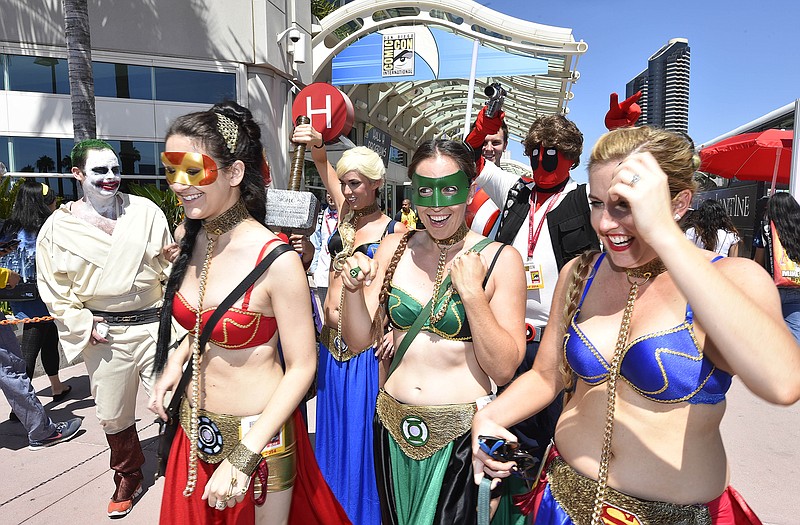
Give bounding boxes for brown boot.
[105,425,145,518]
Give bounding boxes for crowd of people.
[1,91,800,525]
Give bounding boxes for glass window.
[0,137,9,172]
[10,137,76,199]
[154,67,235,104]
[93,62,152,99]
[103,140,160,175]
[7,55,70,94]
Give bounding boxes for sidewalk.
[0,362,162,524]
[1,361,797,524]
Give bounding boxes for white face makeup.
[78,148,121,200]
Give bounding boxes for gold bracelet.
[227,442,262,477]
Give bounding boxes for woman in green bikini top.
[339,139,527,525]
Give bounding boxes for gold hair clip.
[216,113,239,154]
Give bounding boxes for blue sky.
[476,0,800,182]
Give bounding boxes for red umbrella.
[700,129,793,187]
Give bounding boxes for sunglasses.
[478,435,539,481]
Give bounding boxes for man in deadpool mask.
[471,113,598,466]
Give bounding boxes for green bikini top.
[385,237,504,341]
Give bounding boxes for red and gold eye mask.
[161,151,219,186]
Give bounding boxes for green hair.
[70,139,115,171]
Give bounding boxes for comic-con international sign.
[333,26,548,85]
[382,33,415,77]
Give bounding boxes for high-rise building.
[626,38,690,133]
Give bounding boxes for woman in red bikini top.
[148,102,347,525]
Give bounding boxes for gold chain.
[183,234,215,497]
[589,265,660,525]
[428,223,468,325]
[334,284,349,359]
[429,246,455,324]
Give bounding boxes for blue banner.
[332,26,548,85]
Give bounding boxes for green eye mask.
[412,170,470,207]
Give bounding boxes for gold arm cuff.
[548,456,712,524]
[375,389,475,460]
[228,442,262,477]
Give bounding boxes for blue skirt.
[316,340,381,525]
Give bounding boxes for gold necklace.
[183,235,214,497]
[351,202,379,223]
[624,257,667,281]
[202,198,250,236]
[589,258,666,525]
[429,223,469,324]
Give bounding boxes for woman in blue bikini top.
[473,126,800,524]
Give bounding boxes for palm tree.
[36,155,56,173]
[63,0,96,140]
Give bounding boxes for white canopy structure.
[312,0,587,150]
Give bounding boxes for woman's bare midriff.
[186,340,284,416]
[384,331,491,406]
[555,380,729,505]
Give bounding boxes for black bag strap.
[167,242,294,415]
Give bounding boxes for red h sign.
[292,83,355,143]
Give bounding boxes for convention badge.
[240,415,286,457]
[475,393,496,410]
[161,151,219,186]
[412,170,470,208]
[524,259,544,290]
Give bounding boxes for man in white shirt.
[474,114,599,460]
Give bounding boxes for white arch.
[312,0,587,149]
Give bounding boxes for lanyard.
[527,191,561,259]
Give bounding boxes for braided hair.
[154,101,268,373]
[559,250,600,402]
[370,231,414,346]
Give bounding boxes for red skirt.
[160,409,351,524]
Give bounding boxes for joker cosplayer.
[37,139,174,518]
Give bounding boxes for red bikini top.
[172,239,281,350]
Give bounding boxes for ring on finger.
[630,174,641,186]
[349,266,362,278]
[215,500,227,510]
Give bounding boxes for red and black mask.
[528,144,572,189]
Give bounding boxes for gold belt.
[319,325,371,362]
[180,398,243,464]
[547,455,712,525]
[375,389,475,461]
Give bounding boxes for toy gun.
[484,82,508,119]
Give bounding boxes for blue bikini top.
[563,253,732,404]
